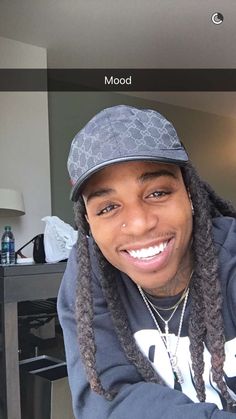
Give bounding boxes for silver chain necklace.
[137,284,190,384]
[144,282,189,311]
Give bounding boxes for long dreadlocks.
[73,161,236,411]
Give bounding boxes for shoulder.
[212,216,236,256]
[57,244,78,316]
[57,238,105,314]
[212,217,236,275]
[212,217,236,329]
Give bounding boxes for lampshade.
[0,188,25,216]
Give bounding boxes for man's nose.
[122,203,157,235]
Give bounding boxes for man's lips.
[120,237,174,271]
[125,241,168,259]
[121,237,173,254]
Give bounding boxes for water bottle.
[1,226,15,265]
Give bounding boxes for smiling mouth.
[125,241,169,260]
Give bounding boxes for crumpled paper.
[42,216,77,263]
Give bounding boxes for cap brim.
[70,152,188,202]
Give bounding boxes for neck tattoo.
[144,281,189,311]
[137,274,192,385]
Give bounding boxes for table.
[0,262,66,419]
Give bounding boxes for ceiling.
[0,0,236,118]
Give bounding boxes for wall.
[0,37,51,254]
[48,92,236,226]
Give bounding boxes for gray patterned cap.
[68,105,188,201]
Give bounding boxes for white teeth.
[127,242,168,259]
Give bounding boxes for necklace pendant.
[173,370,184,385]
[170,355,184,384]
[173,370,180,382]
[174,367,184,384]
[170,355,177,368]
[172,363,184,384]
[137,283,190,388]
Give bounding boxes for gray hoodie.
[57,216,236,418]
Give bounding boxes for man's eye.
[148,191,170,198]
[97,204,118,216]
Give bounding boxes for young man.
[57,105,236,418]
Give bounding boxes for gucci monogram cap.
[68,105,189,201]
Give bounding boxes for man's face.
[82,161,193,296]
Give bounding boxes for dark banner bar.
[0,69,236,91]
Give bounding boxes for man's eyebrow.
[138,169,178,183]
[85,188,115,204]
[85,170,178,203]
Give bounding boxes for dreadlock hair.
[73,160,236,411]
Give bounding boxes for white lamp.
[0,188,25,216]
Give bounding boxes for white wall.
[0,37,51,255]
